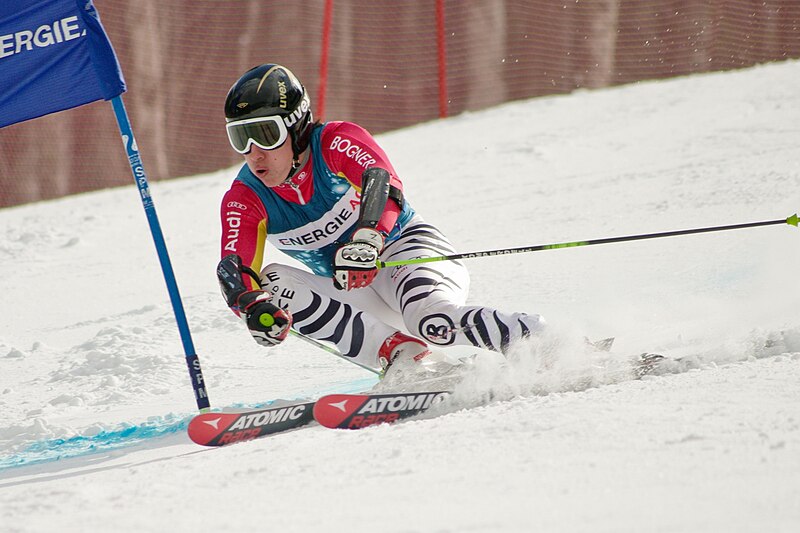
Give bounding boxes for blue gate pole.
[110,96,210,412]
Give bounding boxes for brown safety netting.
[1,0,798,207]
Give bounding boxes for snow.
[2,60,800,532]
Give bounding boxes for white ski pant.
[259,215,545,370]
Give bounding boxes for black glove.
[217,254,292,347]
[237,291,292,347]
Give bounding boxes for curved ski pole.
[377,214,798,269]
[289,329,380,375]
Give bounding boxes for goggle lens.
[226,116,288,154]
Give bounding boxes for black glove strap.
[241,265,263,288]
[388,184,404,207]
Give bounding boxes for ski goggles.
[225,115,288,154]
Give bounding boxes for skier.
[217,63,545,382]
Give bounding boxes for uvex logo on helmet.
[283,92,311,128]
[278,80,288,108]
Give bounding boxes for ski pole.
[240,260,380,376]
[289,329,381,375]
[377,213,798,269]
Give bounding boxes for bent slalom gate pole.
[111,96,210,411]
[377,214,799,269]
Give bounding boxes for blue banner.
[0,0,126,128]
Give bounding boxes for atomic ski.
[313,391,450,430]
[188,401,315,446]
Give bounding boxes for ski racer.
[217,63,545,381]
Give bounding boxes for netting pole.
[436,0,448,118]
[318,0,334,121]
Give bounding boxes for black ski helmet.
[224,64,314,158]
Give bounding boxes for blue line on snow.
[0,377,376,472]
[0,414,189,472]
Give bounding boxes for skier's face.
[244,139,294,187]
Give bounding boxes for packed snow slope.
[2,61,799,532]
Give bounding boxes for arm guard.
[358,168,391,229]
[217,254,263,310]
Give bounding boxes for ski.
[635,352,668,376]
[187,353,689,443]
[187,401,315,446]
[635,352,697,376]
[313,391,450,429]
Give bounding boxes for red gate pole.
[436,0,448,118]
[318,0,334,121]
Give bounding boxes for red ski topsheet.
[313,391,450,429]
[188,401,315,446]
